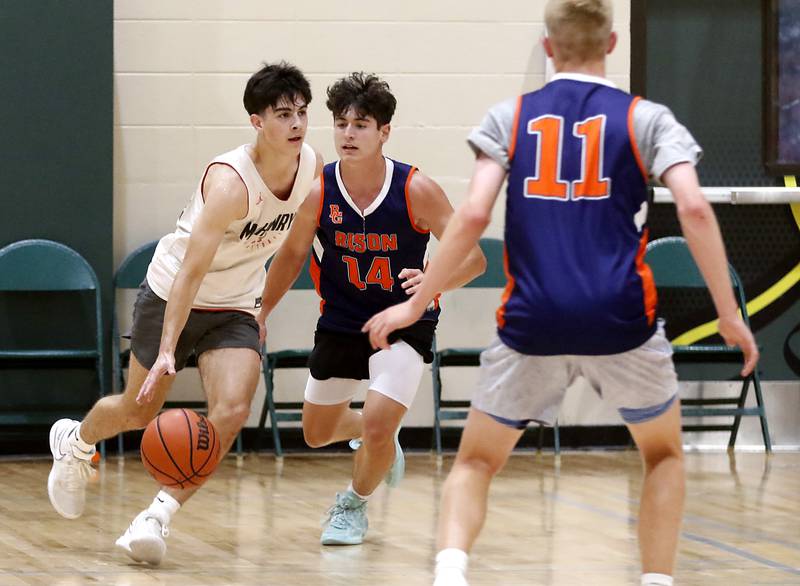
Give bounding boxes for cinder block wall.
[114,0,632,430]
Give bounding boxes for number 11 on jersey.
[524,114,611,201]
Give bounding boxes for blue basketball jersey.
[311,158,440,334]
[498,78,657,355]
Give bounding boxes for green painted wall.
[0,2,113,417]
[645,0,800,380]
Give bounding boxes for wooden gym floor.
[0,451,797,585]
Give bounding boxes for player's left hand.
[399,267,424,295]
[718,314,759,376]
[363,300,425,350]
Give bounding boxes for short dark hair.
[326,72,397,126]
[243,61,312,115]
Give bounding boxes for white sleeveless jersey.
[147,142,316,314]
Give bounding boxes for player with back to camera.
[364,1,759,585]
[47,61,323,565]
[257,72,486,545]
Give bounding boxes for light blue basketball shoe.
[348,428,404,488]
[320,490,368,545]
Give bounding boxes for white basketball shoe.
[115,509,170,565]
[47,418,95,519]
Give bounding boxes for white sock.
[347,482,370,501]
[70,423,96,459]
[147,490,181,524]
[435,548,469,575]
[642,573,673,586]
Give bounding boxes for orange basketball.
[140,409,221,489]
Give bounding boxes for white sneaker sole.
[320,533,365,546]
[47,464,82,519]
[115,535,165,565]
[48,420,83,520]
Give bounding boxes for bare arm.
[256,180,321,328]
[254,149,322,339]
[662,162,758,375]
[363,154,506,347]
[405,171,486,294]
[138,164,248,402]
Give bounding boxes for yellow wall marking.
[671,176,800,345]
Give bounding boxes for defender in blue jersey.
[364,2,759,585]
[258,73,485,546]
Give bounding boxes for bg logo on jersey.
[329,204,343,224]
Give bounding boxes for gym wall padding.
[0,2,113,416]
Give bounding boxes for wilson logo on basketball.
[196,416,210,451]
[140,409,221,489]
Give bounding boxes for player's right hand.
[363,299,425,350]
[718,315,759,377]
[137,351,176,404]
[257,319,267,347]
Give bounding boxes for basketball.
[140,409,221,489]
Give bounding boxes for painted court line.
[548,493,800,577]
[600,490,800,553]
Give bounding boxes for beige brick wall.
[114,0,631,429]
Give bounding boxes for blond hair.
[544,0,613,62]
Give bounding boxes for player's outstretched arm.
[255,180,322,343]
[364,153,506,348]
[254,151,323,345]
[138,164,248,403]
[404,171,487,294]
[662,162,759,376]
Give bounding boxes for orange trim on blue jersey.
[309,253,325,315]
[404,166,429,234]
[627,96,649,182]
[495,245,516,329]
[316,174,325,227]
[507,95,524,163]
[635,228,657,326]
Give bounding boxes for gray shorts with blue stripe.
[472,320,678,428]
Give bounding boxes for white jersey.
[147,142,316,314]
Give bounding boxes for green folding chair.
[432,237,560,456]
[112,241,158,401]
[645,236,771,451]
[0,239,106,453]
[256,254,317,456]
[112,240,242,456]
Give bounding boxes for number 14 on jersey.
[342,255,395,291]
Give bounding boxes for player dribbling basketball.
[47,62,323,565]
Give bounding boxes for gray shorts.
[130,280,261,371]
[472,321,679,427]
